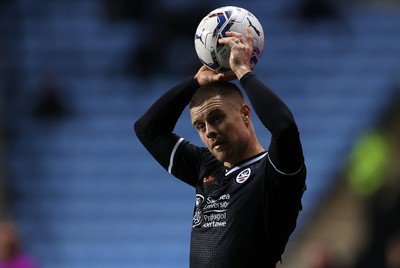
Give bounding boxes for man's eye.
[213,116,222,124]
[196,124,205,131]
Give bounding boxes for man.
[135,27,306,267]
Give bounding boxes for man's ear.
[241,104,251,123]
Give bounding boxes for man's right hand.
[194,66,235,87]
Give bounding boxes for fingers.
[220,27,253,47]
[194,65,227,86]
[245,26,254,48]
[216,27,254,78]
[232,38,240,44]
[218,35,239,47]
[219,33,242,47]
[225,30,246,44]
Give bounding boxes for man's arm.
[220,27,305,175]
[135,66,230,170]
[134,68,228,182]
[240,72,304,175]
[134,77,199,170]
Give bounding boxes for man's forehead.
[190,96,226,120]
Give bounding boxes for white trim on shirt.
[225,152,268,176]
[168,137,185,174]
[267,153,303,176]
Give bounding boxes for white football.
[194,6,265,72]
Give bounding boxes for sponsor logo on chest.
[193,193,230,228]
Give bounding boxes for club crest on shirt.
[236,168,251,184]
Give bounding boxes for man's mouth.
[212,141,224,150]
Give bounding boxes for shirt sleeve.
[240,72,305,175]
[134,77,202,186]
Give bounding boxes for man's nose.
[205,123,217,138]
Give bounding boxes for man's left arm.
[240,72,305,175]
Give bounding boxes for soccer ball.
[194,6,265,72]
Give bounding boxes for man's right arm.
[134,77,199,171]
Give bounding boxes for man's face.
[190,95,250,166]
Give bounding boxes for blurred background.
[1,0,400,267]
